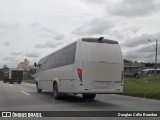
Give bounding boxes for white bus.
[35,37,124,100]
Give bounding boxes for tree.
[124,59,132,63]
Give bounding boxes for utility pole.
[155,40,158,75]
[148,39,158,75]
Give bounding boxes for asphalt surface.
[0,80,160,120]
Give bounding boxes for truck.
[9,69,23,84]
[3,71,9,83]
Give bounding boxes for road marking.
[21,91,30,96]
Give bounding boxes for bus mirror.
[34,63,37,67]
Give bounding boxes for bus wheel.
[36,82,42,93]
[82,93,96,100]
[53,83,60,99]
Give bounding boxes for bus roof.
[38,37,118,62]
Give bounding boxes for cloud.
[109,26,140,41]
[0,24,19,31]
[4,41,10,46]
[123,32,160,62]
[123,32,160,48]
[80,0,106,5]
[25,52,40,58]
[2,56,17,61]
[54,34,64,40]
[35,40,63,49]
[30,23,53,36]
[72,18,114,35]
[29,23,64,40]
[109,0,160,17]
[10,52,23,55]
[124,47,160,62]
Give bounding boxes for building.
[23,59,30,70]
[18,62,24,69]
[17,59,30,70]
[124,62,160,78]
[124,63,144,78]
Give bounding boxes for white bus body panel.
[35,38,123,94]
[36,65,75,92]
[73,40,123,93]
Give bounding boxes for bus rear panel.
[74,38,123,94]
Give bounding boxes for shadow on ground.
[30,92,120,110]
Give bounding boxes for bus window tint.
[38,42,77,71]
[54,42,76,68]
[67,42,77,64]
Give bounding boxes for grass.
[23,79,36,84]
[123,76,160,100]
[22,76,160,100]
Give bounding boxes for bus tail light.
[77,69,82,82]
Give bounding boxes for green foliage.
[23,79,36,84]
[123,76,160,100]
[124,59,132,63]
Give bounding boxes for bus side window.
[62,47,68,66]
[67,42,76,65]
[49,54,55,69]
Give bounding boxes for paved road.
[0,81,160,120]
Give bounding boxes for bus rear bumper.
[73,86,123,94]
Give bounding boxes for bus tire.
[82,93,96,100]
[36,82,42,93]
[53,83,60,99]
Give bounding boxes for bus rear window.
[82,42,122,63]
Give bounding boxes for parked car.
[139,68,160,77]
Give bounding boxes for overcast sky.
[0,0,160,68]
